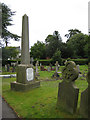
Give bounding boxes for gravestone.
[7,64,10,72]
[40,65,44,71]
[79,63,90,118]
[77,65,80,73]
[35,61,39,76]
[57,61,79,113]
[11,14,40,91]
[47,66,51,72]
[49,63,52,70]
[31,57,34,65]
[55,61,59,73]
[52,61,59,78]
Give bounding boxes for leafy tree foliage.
[65,29,81,42]
[88,35,90,62]
[52,49,62,64]
[60,43,73,58]
[30,41,46,59]
[30,30,88,60]
[1,3,20,46]
[45,31,62,58]
[2,47,19,61]
[67,33,88,58]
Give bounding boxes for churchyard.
[1,13,89,119]
[1,64,88,118]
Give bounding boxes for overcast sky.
[1,0,90,48]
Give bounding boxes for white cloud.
[1,0,89,47]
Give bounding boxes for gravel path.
[0,96,20,119]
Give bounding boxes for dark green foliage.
[52,49,62,65]
[45,31,62,58]
[1,3,20,46]
[65,29,81,41]
[66,33,88,58]
[69,59,88,65]
[88,35,90,63]
[2,47,19,65]
[30,41,46,59]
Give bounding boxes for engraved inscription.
[26,68,34,81]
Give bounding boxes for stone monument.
[77,65,80,74]
[52,61,59,79]
[11,14,40,91]
[57,61,79,113]
[79,63,90,118]
[35,61,39,76]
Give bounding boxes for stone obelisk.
[21,14,30,64]
[11,14,40,91]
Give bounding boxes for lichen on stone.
[62,61,79,82]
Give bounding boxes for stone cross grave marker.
[57,61,79,113]
[11,14,40,91]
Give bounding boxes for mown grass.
[1,65,88,118]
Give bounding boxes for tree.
[59,42,73,58]
[30,41,46,59]
[52,49,62,65]
[67,33,88,58]
[1,3,20,46]
[45,31,62,58]
[65,29,81,42]
[2,47,19,61]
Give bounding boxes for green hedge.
[62,58,88,65]
[2,58,88,66]
[71,59,88,65]
[37,59,88,66]
[34,59,53,66]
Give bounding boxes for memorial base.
[11,81,40,91]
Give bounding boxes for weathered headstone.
[57,61,79,113]
[49,63,52,70]
[77,65,80,73]
[35,61,39,76]
[79,63,90,118]
[31,57,34,65]
[5,65,7,72]
[52,61,59,79]
[11,14,40,91]
[40,65,44,71]
[7,64,10,72]
[47,66,51,72]
[55,61,59,73]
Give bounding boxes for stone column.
[11,14,40,91]
[21,14,30,64]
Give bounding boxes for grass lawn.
[1,65,88,118]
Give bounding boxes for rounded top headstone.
[62,61,79,83]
